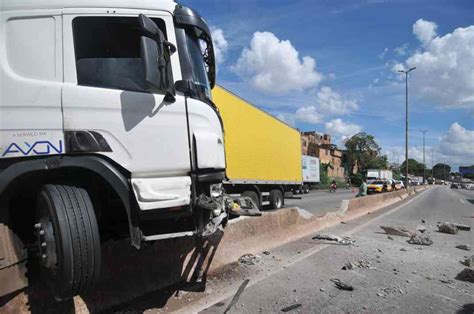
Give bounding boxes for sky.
[182,0,474,171]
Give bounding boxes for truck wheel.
[35,185,101,301]
[303,185,310,194]
[269,190,283,209]
[242,191,260,209]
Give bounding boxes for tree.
[400,159,426,176]
[433,163,451,179]
[344,132,384,175]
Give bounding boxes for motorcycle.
[329,183,337,193]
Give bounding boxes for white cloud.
[385,146,426,165]
[210,27,228,65]
[277,87,358,127]
[315,86,359,115]
[396,22,474,110]
[391,62,405,73]
[378,47,389,59]
[386,123,473,169]
[439,122,474,160]
[295,106,324,124]
[325,119,362,140]
[413,19,438,45]
[233,31,323,94]
[394,43,409,56]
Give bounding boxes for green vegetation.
[433,163,451,179]
[345,132,389,180]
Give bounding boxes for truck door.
[0,10,64,159]
[61,11,191,179]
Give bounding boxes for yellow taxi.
[367,180,392,194]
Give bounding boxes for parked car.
[394,180,404,190]
[451,183,459,189]
[367,180,392,194]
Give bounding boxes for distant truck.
[367,169,393,181]
[296,155,320,194]
[212,86,302,209]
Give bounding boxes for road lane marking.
[179,188,430,313]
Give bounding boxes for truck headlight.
[210,183,223,197]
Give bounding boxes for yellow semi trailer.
[212,85,302,209]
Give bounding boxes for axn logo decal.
[1,140,63,157]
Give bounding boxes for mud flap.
[0,223,28,297]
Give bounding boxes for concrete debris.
[312,233,354,245]
[320,287,325,292]
[461,255,474,268]
[238,254,262,265]
[437,223,458,235]
[281,303,302,312]
[330,278,354,291]
[400,248,408,252]
[439,279,455,284]
[342,260,374,270]
[387,236,394,240]
[455,244,471,251]
[421,219,426,223]
[442,222,470,231]
[377,286,406,297]
[223,279,250,314]
[380,226,413,237]
[455,268,474,283]
[416,225,426,233]
[262,251,271,255]
[407,234,433,246]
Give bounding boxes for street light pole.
[421,129,428,184]
[398,67,416,188]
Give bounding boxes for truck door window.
[72,17,171,93]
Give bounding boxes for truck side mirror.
[140,36,160,92]
[139,14,176,103]
[139,14,160,37]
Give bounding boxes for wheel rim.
[276,196,282,208]
[35,218,58,273]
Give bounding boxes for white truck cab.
[0,0,247,300]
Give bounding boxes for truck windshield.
[185,32,212,100]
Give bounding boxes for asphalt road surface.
[285,189,357,215]
[164,186,474,313]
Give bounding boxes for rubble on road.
[223,279,250,314]
[407,234,433,246]
[262,251,271,255]
[455,268,474,283]
[437,222,458,234]
[455,244,471,251]
[380,226,413,237]
[281,303,302,312]
[416,225,427,233]
[238,254,262,265]
[450,222,471,231]
[330,278,354,291]
[461,256,474,268]
[312,233,354,245]
[341,260,374,270]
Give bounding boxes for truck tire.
[303,185,310,194]
[242,191,260,209]
[269,190,283,209]
[35,184,101,301]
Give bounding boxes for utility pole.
[398,67,416,188]
[431,148,434,181]
[421,129,428,184]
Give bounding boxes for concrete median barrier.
[4,186,430,312]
